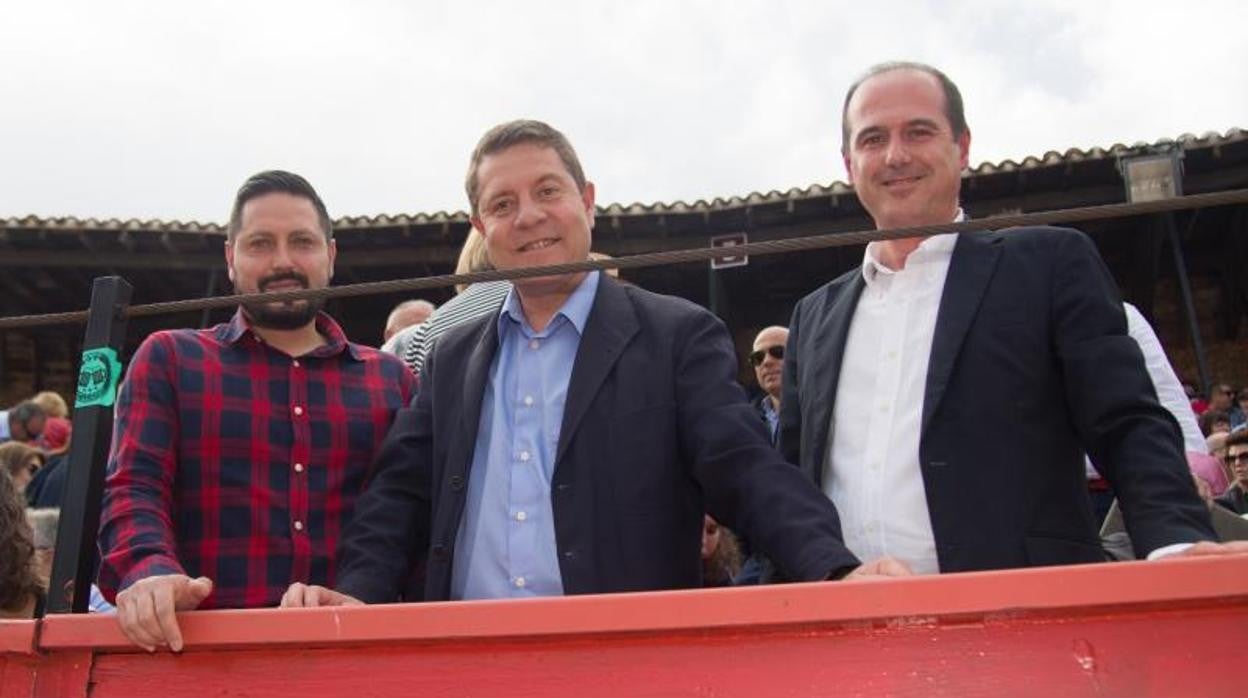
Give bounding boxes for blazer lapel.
[922,232,1003,435]
[805,273,865,482]
[556,277,638,466]
[450,317,500,471]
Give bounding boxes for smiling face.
[470,142,595,297]
[225,192,336,330]
[843,68,970,231]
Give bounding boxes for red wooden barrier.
[4,555,1247,697]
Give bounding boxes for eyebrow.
[483,173,569,205]
[240,228,320,238]
[856,118,944,142]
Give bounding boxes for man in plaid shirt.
[98,171,415,652]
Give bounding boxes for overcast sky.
[2,0,1245,223]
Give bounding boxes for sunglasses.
[1228,453,1248,465]
[748,345,784,367]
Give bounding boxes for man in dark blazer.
[780,61,1237,576]
[283,120,899,607]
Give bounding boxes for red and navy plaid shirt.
[98,310,416,609]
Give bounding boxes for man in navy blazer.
[779,62,1240,576]
[283,120,902,607]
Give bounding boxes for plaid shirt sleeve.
[97,333,188,600]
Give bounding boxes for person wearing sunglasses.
[0,441,44,494]
[1215,430,1248,516]
[748,326,789,446]
[0,401,46,445]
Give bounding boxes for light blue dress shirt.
[450,271,601,600]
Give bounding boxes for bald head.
[384,299,437,342]
[750,326,789,403]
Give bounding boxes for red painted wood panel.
[0,621,35,698]
[4,555,1248,697]
[0,622,34,655]
[84,606,1246,697]
[36,556,1248,651]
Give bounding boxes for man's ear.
[581,181,596,229]
[956,128,972,169]
[843,151,855,186]
[224,239,236,283]
[327,239,337,280]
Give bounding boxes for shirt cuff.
[1146,542,1195,560]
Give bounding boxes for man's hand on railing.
[843,556,914,580]
[280,582,364,608]
[114,574,213,652]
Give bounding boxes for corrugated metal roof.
[2,128,1243,233]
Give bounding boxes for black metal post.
[708,267,720,317]
[1165,213,1211,397]
[199,269,218,329]
[44,276,132,614]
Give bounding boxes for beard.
[238,272,325,330]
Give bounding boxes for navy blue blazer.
[779,227,1215,572]
[336,275,859,602]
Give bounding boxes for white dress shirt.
[1083,302,1206,479]
[823,233,958,575]
[1123,303,1207,454]
[827,229,1198,569]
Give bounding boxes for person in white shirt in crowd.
[1085,302,1221,521]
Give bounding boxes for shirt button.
[514,576,527,589]
[293,406,304,416]
[865,522,878,533]
[292,359,301,368]
[294,463,305,473]
[515,511,527,522]
[519,451,531,462]
[528,339,540,350]
[293,520,304,532]
[523,395,534,407]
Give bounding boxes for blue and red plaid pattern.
[98,310,416,609]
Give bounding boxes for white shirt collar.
[861,209,965,287]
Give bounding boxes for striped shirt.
[387,281,511,375]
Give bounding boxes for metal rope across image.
[2,186,1247,698]
[2,188,1246,330]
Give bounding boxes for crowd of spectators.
[0,391,78,618]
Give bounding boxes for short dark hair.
[1226,428,1248,449]
[841,61,968,154]
[227,170,333,241]
[9,401,44,429]
[465,120,587,216]
[1199,409,1231,437]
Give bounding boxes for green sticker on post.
[76,347,123,408]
